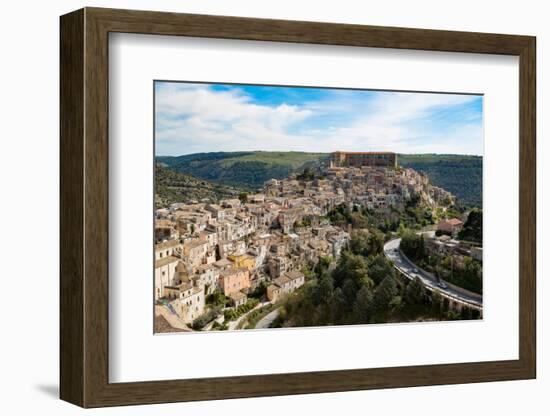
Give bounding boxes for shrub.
[192,307,221,330]
[223,298,260,322]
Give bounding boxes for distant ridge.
[156,151,482,208]
[155,165,245,209]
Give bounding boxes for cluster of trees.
[459,209,483,244]
[296,166,316,181]
[192,307,222,330]
[157,151,325,190]
[400,230,426,262]
[327,202,440,235]
[223,298,260,321]
[205,290,230,308]
[348,229,385,257]
[398,154,483,208]
[327,204,370,229]
[439,256,482,294]
[154,165,243,209]
[275,231,453,327]
[400,230,482,294]
[294,217,312,228]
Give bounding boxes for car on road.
[437,281,448,289]
[412,268,419,273]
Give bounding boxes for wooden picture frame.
[60,7,536,408]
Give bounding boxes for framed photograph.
[60,7,536,408]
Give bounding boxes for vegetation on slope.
[155,165,244,209]
[274,232,477,328]
[156,151,328,190]
[398,154,483,208]
[400,230,482,294]
[458,209,483,244]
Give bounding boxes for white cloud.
[155,84,482,156]
[156,84,312,153]
[305,92,482,154]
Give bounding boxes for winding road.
[255,308,280,329]
[384,238,483,310]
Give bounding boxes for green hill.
[398,154,482,208]
[156,151,482,208]
[157,151,328,190]
[155,165,245,209]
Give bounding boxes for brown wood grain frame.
[60,7,536,408]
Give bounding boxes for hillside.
[398,154,482,208]
[156,151,482,208]
[155,165,244,209]
[156,151,328,190]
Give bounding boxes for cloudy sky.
[155,81,483,156]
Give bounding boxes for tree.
[350,212,369,229]
[312,273,334,306]
[459,208,482,243]
[301,264,315,281]
[333,251,373,288]
[372,275,400,312]
[400,230,425,261]
[418,234,425,258]
[238,192,248,204]
[404,277,427,306]
[329,287,347,324]
[341,278,359,305]
[353,286,374,323]
[314,255,332,276]
[297,166,315,181]
[431,290,443,315]
[349,230,370,256]
[368,230,385,255]
[368,254,395,285]
[206,290,229,307]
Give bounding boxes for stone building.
[154,256,179,301]
[218,268,251,296]
[330,151,397,168]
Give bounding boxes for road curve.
[255,308,280,329]
[384,238,482,309]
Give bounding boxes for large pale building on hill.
[330,151,397,168]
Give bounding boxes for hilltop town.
[154,151,466,331]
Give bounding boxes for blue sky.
[155,81,483,156]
